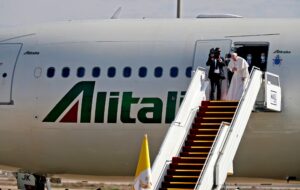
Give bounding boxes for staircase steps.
[201,101,239,106]
[158,101,238,190]
[164,175,199,182]
[197,112,235,117]
[169,163,204,169]
[161,181,197,189]
[187,134,216,141]
[194,117,233,123]
[185,140,213,146]
[167,169,202,176]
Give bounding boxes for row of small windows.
[47,66,193,78]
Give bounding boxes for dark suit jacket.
[206,57,226,80]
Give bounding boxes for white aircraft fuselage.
[0,18,299,179]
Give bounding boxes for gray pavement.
[1,172,300,190]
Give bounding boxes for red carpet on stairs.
[159,100,239,190]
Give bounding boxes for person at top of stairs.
[206,47,226,100]
[226,52,250,100]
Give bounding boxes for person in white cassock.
[226,53,250,101]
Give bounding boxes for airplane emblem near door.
[273,55,282,65]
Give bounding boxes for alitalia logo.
[43,81,185,124]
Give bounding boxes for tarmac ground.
[1,171,300,190]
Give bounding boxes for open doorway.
[233,42,270,110]
[233,42,269,72]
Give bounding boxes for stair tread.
[194,123,221,125]
[205,106,237,108]
[192,134,216,137]
[207,100,239,102]
[175,163,204,165]
[180,153,208,158]
[165,182,196,184]
[176,157,206,159]
[204,112,235,113]
[184,146,211,148]
[194,128,219,130]
[200,117,233,119]
[170,169,201,172]
[162,184,196,188]
[167,175,199,178]
[188,140,213,142]
[193,134,216,136]
[181,151,209,154]
[160,189,194,190]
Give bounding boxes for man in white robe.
[226,53,250,101]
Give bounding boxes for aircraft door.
[0,43,22,104]
[192,39,232,100]
[193,39,232,70]
[265,72,281,111]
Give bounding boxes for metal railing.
[213,67,263,190]
[151,67,209,190]
[194,122,231,190]
[193,67,263,190]
[151,107,199,190]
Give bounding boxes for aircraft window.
[62,67,70,78]
[139,67,147,78]
[186,67,192,78]
[108,67,116,78]
[47,67,55,78]
[170,67,178,78]
[92,67,101,78]
[123,67,131,78]
[154,67,163,78]
[77,67,85,78]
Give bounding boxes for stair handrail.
[227,66,261,134]
[213,67,263,189]
[173,107,201,155]
[173,67,208,126]
[151,67,208,190]
[194,121,231,190]
[151,107,199,190]
[192,67,262,190]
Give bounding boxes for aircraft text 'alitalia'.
[43,81,185,124]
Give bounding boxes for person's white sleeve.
[228,61,234,72]
[241,59,248,69]
[242,60,250,78]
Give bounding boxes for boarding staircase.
[151,67,264,190]
[159,100,238,189]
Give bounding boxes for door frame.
[0,43,23,105]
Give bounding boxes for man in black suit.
[206,47,226,100]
